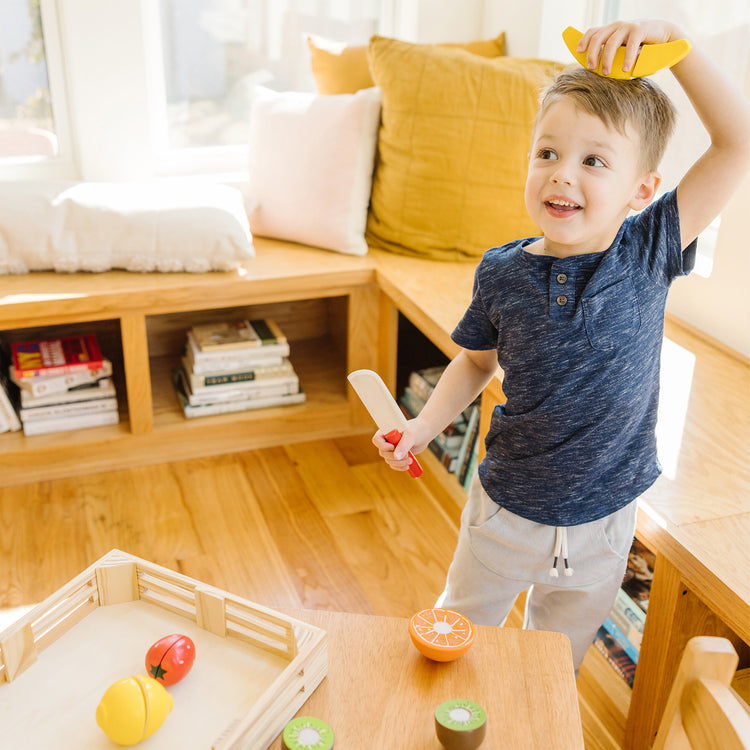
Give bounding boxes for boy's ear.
[629,171,661,210]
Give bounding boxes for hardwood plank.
[168,454,301,609]
[237,446,376,614]
[283,440,374,517]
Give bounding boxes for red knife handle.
[383,428,423,478]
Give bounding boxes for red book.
[12,334,105,379]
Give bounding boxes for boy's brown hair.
[536,66,677,172]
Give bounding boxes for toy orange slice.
[563,26,691,80]
[409,608,476,662]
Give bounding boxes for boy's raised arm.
[579,20,750,248]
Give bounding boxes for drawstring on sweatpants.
[549,527,574,577]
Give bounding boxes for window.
[157,0,381,152]
[0,0,57,159]
[1,0,385,181]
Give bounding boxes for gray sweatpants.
[436,473,638,672]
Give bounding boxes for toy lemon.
[96,674,173,746]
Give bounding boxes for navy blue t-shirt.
[452,189,696,525]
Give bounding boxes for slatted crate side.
[134,564,301,662]
[214,627,328,750]
[0,573,99,683]
[224,597,298,661]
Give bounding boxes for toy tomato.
[146,634,195,686]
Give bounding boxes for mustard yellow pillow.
[366,37,563,261]
[307,33,506,96]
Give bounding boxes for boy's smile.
[524,99,659,258]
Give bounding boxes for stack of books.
[595,538,655,686]
[400,365,481,490]
[173,318,305,418]
[9,333,118,436]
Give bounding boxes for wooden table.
[269,610,584,749]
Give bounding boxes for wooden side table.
[270,610,584,749]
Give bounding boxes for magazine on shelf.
[11,334,105,380]
[22,408,119,436]
[182,356,296,390]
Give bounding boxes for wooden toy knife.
[348,369,423,478]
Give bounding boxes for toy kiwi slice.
[435,699,487,750]
[563,26,691,79]
[282,716,334,750]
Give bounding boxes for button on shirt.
[451,189,696,525]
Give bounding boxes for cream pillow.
[307,33,506,95]
[247,86,382,256]
[0,181,255,274]
[366,36,563,261]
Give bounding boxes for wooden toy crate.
[0,549,327,749]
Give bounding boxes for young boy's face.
[524,98,658,257]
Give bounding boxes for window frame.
[0,0,394,182]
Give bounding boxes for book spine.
[408,366,444,403]
[20,397,118,421]
[249,318,287,345]
[20,379,116,408]
[593,627,636,687]
[179,391,306,418]
[461,439,480,493]
[0,381,21,431]
[456,404,480,483]
[22,409,119,436]
[187,359,294,389]
[610,587,646,650]
[187,332,290,366]
[186,378,300,406]
[602,617,640,664]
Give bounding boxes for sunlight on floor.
[656,337,696,480]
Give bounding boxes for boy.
[373,19,750,671]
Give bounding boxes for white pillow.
[246,86,382,256]
[0,180,255,274]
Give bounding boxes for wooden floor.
[0,435,470,626]
[5,436,619,742]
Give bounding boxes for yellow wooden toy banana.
[563,26,691,80]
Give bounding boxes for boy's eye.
[583,155,605,167]
[537,148,557,160]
